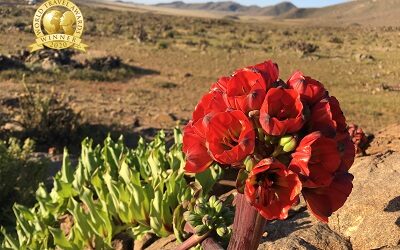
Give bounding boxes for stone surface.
[2,122,24,132]
[259,223,352,250]
[329,150,400,250]
[367,124,400,154]
[258,205,352,250]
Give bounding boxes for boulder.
[329,150,400,249]
[2,122,24,132]
[259,205,352,250]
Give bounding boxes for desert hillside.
[154,1,297,16]
[115,0,400,26]
[282,0,400,26]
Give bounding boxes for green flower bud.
[244,156,257,172]
[194,224,209,235]
[195,203,208,215]
[188,214,202,225]
[209,196,217,207]
[214,201,223,213]
[216,226,228,237]
[279,135,297,153]
[279,135,293,146]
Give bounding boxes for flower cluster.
[183,60,355,222]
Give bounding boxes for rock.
[367,123,400,156]
[259,224,352,250]
[329,150,400,249]
[146,234,177,250]
[354,53,375,62]
[2,122,24,132]
[259,205,352,250]
[41,57,58,70]
[25,49,81,69]
[133,233,154,250]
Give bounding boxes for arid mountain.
[281,0,400,26]
[154,1,297,16]
[150,0,400,26]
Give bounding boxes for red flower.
[245,158,302,220]
[191,91,228,136]
[182,121,213,173]
[222,69,268,114]
[302,172,353,222]
[290,132,341,188]
[287,71,327,105]
[309,96,347,137]
[206,110,255,165]
[243,60,279,88]
[335,131,355,172]
[259,88,305,136]
[210,76,230,93]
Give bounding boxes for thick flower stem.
[177,231,211,250]
[227,193,267,250]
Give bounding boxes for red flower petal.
[310,96,347,137]
[244,60,279,89]
[287,71,327,105]
[224,69,267,114]
[259,88,305,136]
[182,122,213,173]
[192,91,227,124]
[206,110,255,165]
[335,131,356,172]
[210,76,230,93]
[245,158,302,220]
[302,172,353,222]
[290,132,341,188]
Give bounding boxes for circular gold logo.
[30,0,88,52]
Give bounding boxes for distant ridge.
[154,1,298,16]
[280,0,400,26]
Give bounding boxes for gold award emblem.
[29,0,88,52]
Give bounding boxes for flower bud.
[188,214,202,225]
[196,203,208,215]
[244,156,257,172]
[194,224,209,235]
[208,196,217,207]
[216,226,228,237]
[279,135,297,153]
[214,200,223,213]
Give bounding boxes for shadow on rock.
[384,196,400,212]
[263,206,312,242]
[385,196,400,228]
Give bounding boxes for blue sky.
[128,0,349,8]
